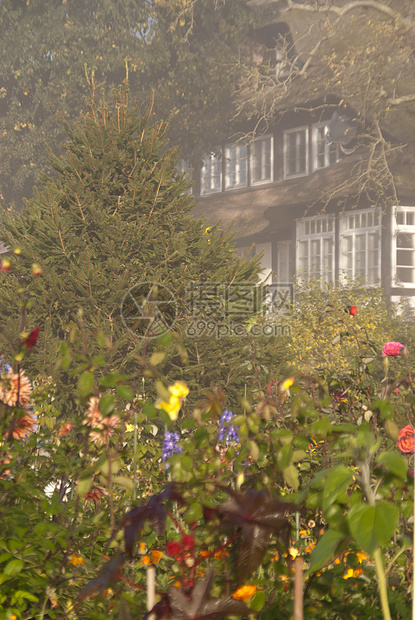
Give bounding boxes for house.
[188,6,415,308]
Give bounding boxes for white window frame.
[311,123,340,172]
[250,134,274,186]
[200,151,222,195]
[339,208,381,284]
[224,143,248,190]
[392,206,415,288]
[296,215,335,283]
[277,240,294,283]
[284,126,309,179]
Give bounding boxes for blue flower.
[218,410,239,445]
[0,357,11,374]
[162,431,182,464]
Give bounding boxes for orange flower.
[142,555,151,566]
[84,486,108,504]
[59,422,74,437]
[11,413,37,439]
[0,368,32,407]
[232,584,257,601]
[83,396,103,428]
[151,550,163,564]
[89,415,120,446]
[69,554,85,566]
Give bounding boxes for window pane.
[201,153,222,194]
[252,137,272,183]
[225,144,247,189]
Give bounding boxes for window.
[225,143,248,190]
[296,215,334,283]
[251,135,273,185]
[277,240,294,283]
[312,124,340,171]
[340,209,381,284]
[200,152,222,195]
[393,207,415,286]
[284,127,308,178]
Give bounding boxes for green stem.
[373,547,392,620]
[360,462,392,620]
[133,406,138,502]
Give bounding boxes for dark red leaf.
[212,488,296,585]
[162,567,250,620]
[76,553,125,604]
[121,484,186,557]
[21,326,40,350]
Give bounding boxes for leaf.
[309,529,344,572]
[114,476,134,490]
[348,502,399,554]
[99,393,115,416]
[209,488,296,585]
[250,590,266,612]
[321,465,353,511]
[165,568,251,620]
[150,351,165,366]
[77,477,93,497]
[76,554,125,604]
[121,484,186,557]
[77,371,94,397]
[4,559,24,576]
[283,464,299,490]
[116,385,134,401]
[377,451,408,480]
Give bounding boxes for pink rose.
[382,341,405,357]
[397,425,415,454]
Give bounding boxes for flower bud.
[13,248,21,255]
[1,258,11,272]
[32,263,42,276]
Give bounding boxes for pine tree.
[0,80,282,416]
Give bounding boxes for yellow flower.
[299,530,307,537]
[232,584,257,601]
[343,568,363,580]
[288,547,299,559]
[125,423,135,432]
[169,381,189,399]
[155,381,189,421]
[356,551,367,564]
[69,554,85,566]
[281,377,294,392]
[304,541,316,554]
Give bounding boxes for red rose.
[181,535,195,551]
[166,541,181,557]
[382,341,405,357]
[21,326,40,351]
[397,425,415,454]
[349,305,357,316]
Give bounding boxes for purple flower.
[218,410,239,445]
[0,357,11,373]
[162,431,182,464]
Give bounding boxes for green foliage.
[0,81,276,413]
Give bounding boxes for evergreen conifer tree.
[0,80,284,415]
